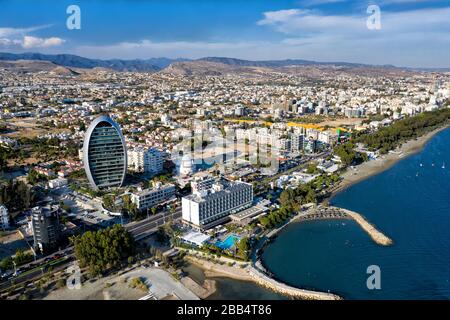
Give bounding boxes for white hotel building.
[131,183,176,211]
[182,180,253,230]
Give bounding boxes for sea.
[188,127,450,300]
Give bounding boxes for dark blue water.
[262,128,450,299]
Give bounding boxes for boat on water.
[420,163,423,167]
[442,162,446,169]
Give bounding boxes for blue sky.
[0,0,449,67]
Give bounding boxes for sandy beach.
[185,255,341,300]
[331,124,450,198]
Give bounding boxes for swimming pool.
[215,235,241,250]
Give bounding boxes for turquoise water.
[262,128,450,299]
[216,235,241,250]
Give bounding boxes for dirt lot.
[0,230,31,260]
[43,267,199,300]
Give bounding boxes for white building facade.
[131,183,176,211]
[182,180,253,229]
[128,147,163,175]
[0,205,9,230]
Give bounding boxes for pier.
[297,206,393,246]
[338,207,393,246]
[249,262,341,300]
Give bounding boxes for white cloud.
[0,25,52,37]
[71,6,450,68]
[257,6,450,35]
[22,36,65,49]
[0,25,64,50]
[300,0,348,6]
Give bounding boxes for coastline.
[330,123,450,199]
[183,123,450,301]
[186,256,341,300]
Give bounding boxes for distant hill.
[0,59,80,74]
[1,52,446,75]
[196,57,387,68]
[0,52,177,72]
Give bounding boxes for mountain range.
[0,52,447,74]
[0,52,397,72]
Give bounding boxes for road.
[0,254,75,292]
[124,209,182,240]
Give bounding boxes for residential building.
[291,133,304,153]
[31,205,61,253]
[131,182,176,211]
[128,147,163,174]
[48,177,68,189]
[191,177,216,193]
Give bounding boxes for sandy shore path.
[186,256,341,300]
[331,124,450,197]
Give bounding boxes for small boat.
[442,162,446,169]
[432,163,435,167]
[420,163,423,167]
[416,172,419,177]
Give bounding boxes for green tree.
[237,237,250,260]
[71,224,135,276]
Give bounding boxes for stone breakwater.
[292,206,393,247]
[248,265,342,300]
[187,256,342,300]
[339,208,393,246]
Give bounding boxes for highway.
[0,254,75,292]
[0,209,182,293]
[125,209,182,240]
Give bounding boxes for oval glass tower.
[83,115,127,190]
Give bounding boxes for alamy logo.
[366,265,381,290]
[66,5,81,30]
[66,262,82,290]
[169,121,280,174]
[367,5,381,30]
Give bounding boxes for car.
[1,270,14,279]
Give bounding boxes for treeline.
[0,180,36,213]
[259,184,316,229]
[0,146,16,171]
[259,173,340,230]
[71,224,135,276]
[0,249,34,271]
[334,142,368,166]
[258,206,295,230]
[357,108,450,154]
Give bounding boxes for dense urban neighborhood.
[1,54,449,300]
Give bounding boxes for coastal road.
[125,209,182,240]
[0,255,75,292]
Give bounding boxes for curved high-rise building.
[83,115,127,190]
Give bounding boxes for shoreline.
[184,123,450,301]
[186,256,341,300]
[330,123,450,199]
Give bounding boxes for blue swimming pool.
[215,235,241,250]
